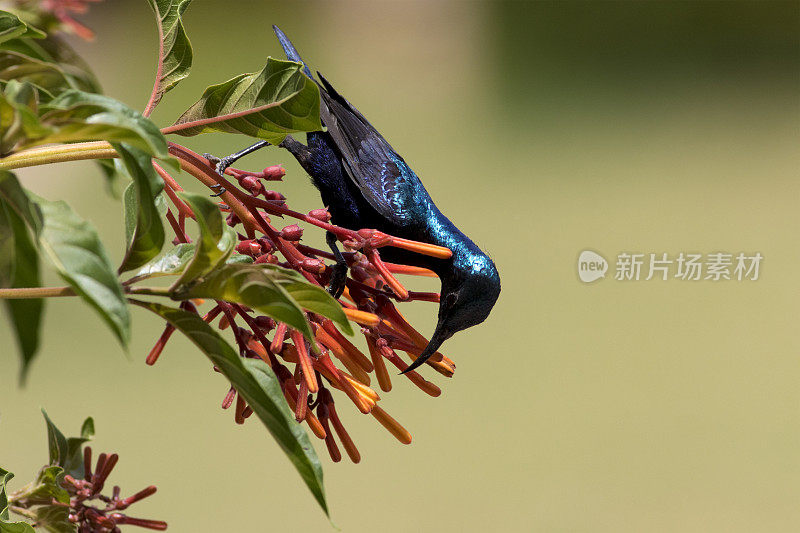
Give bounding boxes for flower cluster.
[60,447,166,532]
[147,145,455,462]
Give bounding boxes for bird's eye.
[444,292,458,309]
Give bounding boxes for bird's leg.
[326,231,348,298]
[203,140,271,195]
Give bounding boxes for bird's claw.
[327,262,347,299]
[203,152,229,196]
[202,152,234,175]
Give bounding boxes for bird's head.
[402,254,500,374]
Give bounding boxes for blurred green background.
[2,1,799,531]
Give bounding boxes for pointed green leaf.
[0,191,44,383]
[41,410,68,468]
[171,262,314,341]
[170,58,322,143]
[171,191,235,287]
[135,301,327,515]
[145,0,193,111]
[115,144,165,272]
[0,11,44,44]
[30,191,131,347]
[41,411,94,480]
[0,172,131,349]
[79,417,94,440]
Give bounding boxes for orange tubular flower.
[145,148,461,464]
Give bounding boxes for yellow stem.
[0,286,76,298]
[0,142,117,170]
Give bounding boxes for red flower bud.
[264,190,286,202]
[254,253,279,264]
[262,165,286,180]
[257,237,275,253]
[226,212,240,227]
[308,208,331,222]
[236,240,261,256]
[240,176,264,196]
[280,224,303,241]
[301,258,326,274]
[254,316,276,330]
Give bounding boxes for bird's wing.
[316,73,418,226]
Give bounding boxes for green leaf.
[122,180,136,243]
[0,78,54,104]
[79,417,95,440]
[0,519,36,533]
[135,301,327,515]
[0,85,171,161]
[28,504,73,533]
[170,58,322,143]
[0,171,42,232]
[0,189,44,383]
[171,262,314,342]
[31,191,131,347]
[1,34,101,95]
[263,264,353,336]
[0,171,134,350]
[32,90,170,159]
[0,202,14,281]
[0,11,44,44]
[171,191,235,287]
[244,358,328,509]
[133,242,195,280]
[41,410,68,468]
[0,468,10,522]
[145,0,193,112]
[0,50,87,101]
[41,411,94,480]
[0,468,36,533]
[0,80,52,156]
[115,144,165,272]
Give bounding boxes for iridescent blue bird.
[213,26,501,374]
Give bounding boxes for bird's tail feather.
[272,25,313,79]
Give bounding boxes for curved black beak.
[400,322,451,375]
